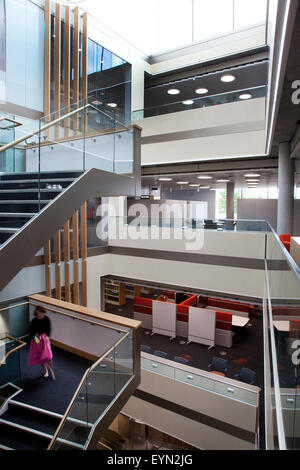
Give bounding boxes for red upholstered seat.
[280,234,291,253]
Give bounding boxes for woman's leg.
[42,364,49,378]
[46,362,56,380]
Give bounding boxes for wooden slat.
[54,2,61,141]
[64,6,71,139]
[44,240,52,297]
[73,7,80,105]
[82,12,88,103]
[54,230,61,301]
[64,220,71,302]
[72,211,80,304]
[44,0,51,117]
[80,203,87,306]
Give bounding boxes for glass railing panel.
[114,128,134,175]
[265,229,300,449]
[0,335,25,389]
[132,86,267,120]
[50,328,134,450]
[51,378,89,449]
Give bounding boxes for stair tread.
[0,178,75,184]
[0,422,51,450]
[0,213,36,217]
[0,200,49,204]
[1,405,60,436]
[0,228,19,232]
[0,189,63,192]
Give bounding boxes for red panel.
[280,234,291,243]
[179,295,198,307]
[134,296,152,307]
[177,313,188,323]
[177,305,189,315]
[216,321,232,331]
[163,290,176,299]
[134,305,152,316]
[216,311,232,323]
[208,297,249,313]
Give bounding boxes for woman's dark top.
[30,316,51,339]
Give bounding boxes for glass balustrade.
[132,86,267,120]
[50,330,134,450]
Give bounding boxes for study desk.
[273,321,290,332]
[232,316,250,328]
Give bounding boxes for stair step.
[0,228,19,233]
[0,171,83,181]
[0,418,53,439]
[0,200,49,204]
[2,404,61,436]
[0,189,63,193]
[0,213,35,217]
[0,421,51,450]
[0,178,75,184]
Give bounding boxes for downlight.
[195,88,208,94]
[221,74,236,83]
[167,89,180,95]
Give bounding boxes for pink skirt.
[28,333,53,366]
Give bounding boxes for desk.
[210,371,225,377]
[232,316,250,328]
[273,321,290,332]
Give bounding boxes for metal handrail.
[0,103,131,155]
[0,335,27,367]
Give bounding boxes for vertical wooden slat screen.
[64,6,71,139]
[73,7,80,105]
[64,220,71,302]
[80,202,87,306]
[72,211,80,304]
[54,230,61,300]
[44,241,52,297]
[82,12,88,103]
[54,2,61,141]
[44,0,51,125]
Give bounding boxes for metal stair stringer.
[0,168,136,293]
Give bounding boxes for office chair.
[236,367,256,385]
[208,357,228,374]
[173,356,188,365]
[153,350,167,358]
[141,344,151,353]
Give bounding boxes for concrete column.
[226,182,235,220]
[277,142,295,235]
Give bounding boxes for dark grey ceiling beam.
[141,157,278,176]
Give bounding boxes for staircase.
[0,171,83,246]
[0,400,92,450]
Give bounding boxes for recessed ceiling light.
[210,188,216,191]
[167,89,180,95]
[195,88,208,94]
[92,100,102,105]
[107,102,117,108]
[246,179,260,182]
[221,74,236,83]
[176,181,189,185]
[189,184,200,187]
[197,175,213,180]
[239,93,252,100]
[245,173,261,178]
[182,100,194,105]
[200,186,210,189]
[158,177,173,181]
[217,179,230,183]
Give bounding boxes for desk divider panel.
[152,301,177,338]
[188,307,216,347]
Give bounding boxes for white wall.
[138,98,266,165]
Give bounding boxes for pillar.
[277,142,295,235]
[226,182,235,220]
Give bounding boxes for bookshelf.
[104,280,126,306]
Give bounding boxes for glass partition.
[50,330,134,450]
[132,86,267,120]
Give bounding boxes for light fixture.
[217,179,230,183]
[189,184,200,187]
[176,181,189,185]
[197,175,212,180]
[195,88,208,94]
[158,177,173,182]
[210,188,216,191]
[182,100,194,105]
[92,100,102,106]
[239,93,252,100]
[107,103,117,108]
[200,186,210,189]
[246,179,260,183]
[221,74,236,83]
[167,89,180,95]
[245,173,261,178]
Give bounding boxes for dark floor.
[105,297,266,449]
[18,340,93,415]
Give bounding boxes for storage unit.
[104,280,126,306]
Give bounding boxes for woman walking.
[29,306,55,380]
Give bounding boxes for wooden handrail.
[0,335,27,367]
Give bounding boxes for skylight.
[81,0,268,56]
